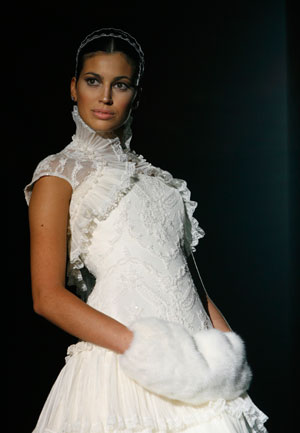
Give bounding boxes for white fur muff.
[119,317,252,405]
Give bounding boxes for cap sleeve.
[24,153,86,205]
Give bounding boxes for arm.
[207,296,231,332]
[119,317,252,405]
[118,254,251,404]
[29,176,133,354]
[187,252,231,332]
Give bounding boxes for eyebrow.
[83,72,132,81]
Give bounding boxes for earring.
[71,95,76,102]
[132,100,140,110]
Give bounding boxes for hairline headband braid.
[75,28,145,85]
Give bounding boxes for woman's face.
[71,52,137,137]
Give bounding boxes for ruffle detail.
[72,105,133,153]
[67,160,136,293]
[167,176,205,255]
[129,151,205,256]
[39,106,205,295]
[66,108,137,294]
[66,146,205,294]
[65,341,95,361]
[33,343,268,433]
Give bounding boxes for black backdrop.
[8,1,299,432]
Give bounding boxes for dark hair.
[75,36,142,86]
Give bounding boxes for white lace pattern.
[24,106,205,294]
[25,107,268,433]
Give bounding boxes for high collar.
[71,105,133,162]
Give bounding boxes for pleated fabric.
[32,344,268,433]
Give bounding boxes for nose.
[99,84,113,105]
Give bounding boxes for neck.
[93,125,125,144]
[71,106,133,157]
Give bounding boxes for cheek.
[116,92,135,113]
[76,81,96,104]
[78,88,95,104]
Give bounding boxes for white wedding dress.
[25,107,268,433]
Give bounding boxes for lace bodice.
[84,171,212,332]
[24,107,209,331]
[24,108,270,433]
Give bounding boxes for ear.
[131,87,142,111]
[70,77,78,102]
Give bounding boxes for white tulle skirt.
[32,342,268,433]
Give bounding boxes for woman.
[25,28,268,433]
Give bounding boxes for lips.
[92,109,115,120]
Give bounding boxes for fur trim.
[119,317,252,405]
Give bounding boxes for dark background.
[9,1,299,432]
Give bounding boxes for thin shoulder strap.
[191,251,232,330]
[191,251,209,297]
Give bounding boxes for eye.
[114,82,130,91]
[85,77,100,86]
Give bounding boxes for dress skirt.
[32,342,268,433]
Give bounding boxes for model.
[25,28,268,433]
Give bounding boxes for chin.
[88,119,119,134]
[93,118,129,136]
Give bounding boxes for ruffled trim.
[65,340,96,361]
[72,106,133,155]
[56,400,268,433]
[66,106,204,292]
[66,107,138,293]
[67,147,204,293]
[129,151,205,255]
[168,176,205,254]
[34,342,268,433]
[67,160,136,293]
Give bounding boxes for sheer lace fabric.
[25,106,205,295]
[24,106,268,433]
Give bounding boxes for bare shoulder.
[30,175,72,202]
[29,176,73,293]
[29,176,72,234]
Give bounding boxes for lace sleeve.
[24,152,93,205]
